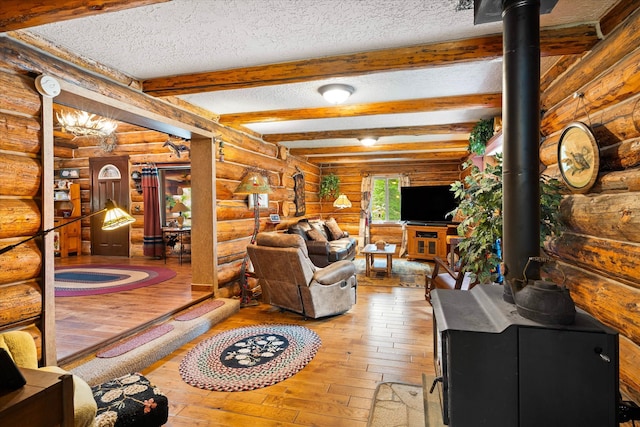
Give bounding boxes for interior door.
[89,156,130,256]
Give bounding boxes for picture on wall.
[293,171,306,216]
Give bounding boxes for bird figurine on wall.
[163,139,191,158]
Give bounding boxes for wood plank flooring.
[140,285,435,427]
[55,255,209,364]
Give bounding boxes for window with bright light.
[371,176,401,222]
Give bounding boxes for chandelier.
[56,110,119,152]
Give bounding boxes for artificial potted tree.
[449,154,563,284]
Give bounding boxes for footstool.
[91,373,169,427]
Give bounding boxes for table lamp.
[170,201,189,228]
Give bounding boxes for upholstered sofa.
[287,218,357,267]
[247,232,357,319]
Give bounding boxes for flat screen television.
[400,185,458,225]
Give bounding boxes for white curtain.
[399,175,411,257]
[358,175,373,248]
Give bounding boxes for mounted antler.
[163,138,191,158]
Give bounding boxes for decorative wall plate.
[557,122,599,193]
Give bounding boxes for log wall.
[0,38,318,361]
[0,67,45,358]
[318,161,461,247]
[54,131,319,296]
[539,7,640,404]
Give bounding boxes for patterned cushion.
[92,373,168,427]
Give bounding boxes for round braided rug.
[179,324,321,392]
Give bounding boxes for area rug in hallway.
[179,324,321,392]
[354,258,431,287]
[368,376,443,427]
[54,265,177,297]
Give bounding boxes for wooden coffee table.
[362,243,397,277]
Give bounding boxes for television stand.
[406,223,457,261]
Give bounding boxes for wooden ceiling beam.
[289,140,469,156]
[143,24,598,97]
[221,93,501,125]
[263,123,474,142]
[0,0,170,32]
[307,151,469,164]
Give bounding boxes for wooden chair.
[426,257,474,298]
[425,238,476,301]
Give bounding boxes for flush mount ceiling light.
[360,137,377,146]
[318,84,354,104]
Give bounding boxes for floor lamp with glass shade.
[233,171,272,307]
[0,200,135,255]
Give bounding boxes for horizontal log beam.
[308,150,468,164]
[544,261,640,347]
[143,24,598,96]
[542,8,640,114]
[0,154,41,197]
[542,45,640,136]
[560,192,640,243]
[289,140,469,156]
[263,123,475,143]
[221,93,502,125]
[0,0,169,32]
[595,167,640,192]
[0,113,41,154]
[0,281,41,325]
[0,240,40,284]
[546,232,640,287]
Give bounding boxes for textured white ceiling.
[27,0,618,148]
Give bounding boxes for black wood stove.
[430,285,619,426]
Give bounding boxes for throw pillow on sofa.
[325,217,345,240]
[307,228,328,242]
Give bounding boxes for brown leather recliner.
[247,232,357,318]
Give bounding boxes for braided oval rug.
[179,324,321,392]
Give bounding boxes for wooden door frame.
[41,79,218,365]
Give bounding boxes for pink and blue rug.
[54,264,177,297]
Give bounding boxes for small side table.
[162,227,191,265]
[362,243,397,277]
[0,368,74,427]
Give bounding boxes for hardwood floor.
[55,255,210,364]
[140,285,435,427]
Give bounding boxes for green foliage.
[371,177,401,221]
[468,118,495,156]
[450,154,564,284]
[319,173,340,200]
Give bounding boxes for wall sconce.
[318,84,355,104]
[131,170,142,194]
[217,139,225,162]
